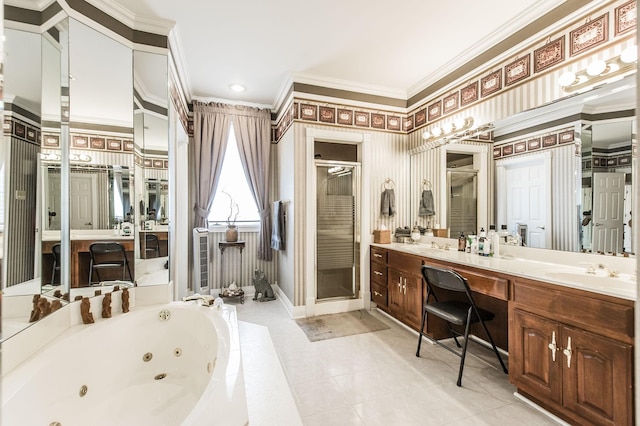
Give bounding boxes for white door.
[592,172,625,253]
[70,173,96,229]
[503,158,550,249]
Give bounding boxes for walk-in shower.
[315,160,361,300]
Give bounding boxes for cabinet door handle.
[373,290,382,297]
[563,336,572,368]
[548,331,557,362]
[403,278,407,295]
[374,253,382,258]
[398,278,402,293]
[374,271,383,276]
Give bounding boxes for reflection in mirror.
[133,50,169,286]
[61,18,134,298]
[2,17,70,339]
[493,75,636,254]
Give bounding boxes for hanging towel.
[418,189,435,217]
[380,189,396,217]
[271,201,286,251]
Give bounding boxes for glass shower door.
[316,162,358,300]
[448,170,478,237]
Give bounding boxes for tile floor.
[234,297,564,426]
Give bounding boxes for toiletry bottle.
[478,227,486,255]
[471,236,478,254]
[492,229,500,257]
[498,225,509,244]
[487,225,496,256]
[466,235,472,253]
[458,232,466,252]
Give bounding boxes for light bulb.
[454,118,465,129]
[586,60,607,76]
[558,71,577,87]
[621,45,637,63]
[422,131,431,140]
[442,123,453,133]
[431,127,442,137]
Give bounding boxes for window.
[208,124,260,225]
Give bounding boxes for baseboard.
[513,392,571,426]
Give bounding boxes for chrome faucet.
[599,263,619,278]
[583,262,618,277]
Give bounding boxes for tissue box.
[373,230,391,244]
[433,228,448,238]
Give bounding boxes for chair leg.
[51,260,56,285]
[416,307,427,357]
[456,309,473,387]
[88,260,93,285]
[476,310,509,374]
[125,259,133,282]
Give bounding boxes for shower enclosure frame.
[314,159,361,302]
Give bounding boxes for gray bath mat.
[296,310,390,342]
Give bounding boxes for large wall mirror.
[494,75,635,255]
[2,6,170,340]
[409,74,635,257]
[133,50,169,286]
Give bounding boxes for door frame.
[304,128,370,317]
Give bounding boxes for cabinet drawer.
[458,268,509,301]
[371,247,387,263]
[388,251,422,275]
[371,282,388,308]
[513,280,634,343]
[370,263,387,285]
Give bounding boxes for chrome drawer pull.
[373,253,382,258]
[374,271,383,276]
[373,290,382,297]
[563,336,572,368]
[548,331,557,362]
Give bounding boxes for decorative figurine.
[102,293,112,318]
[122,288,130,313]
[50,299,63,313]
[29,295,42,322]
[252,268,276,302]
[81,297,95,324]
[37,297,52,318]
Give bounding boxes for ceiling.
[111,0,568,108]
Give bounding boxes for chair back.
[90,242,125,256]
[145,233,159,244]
[421,265,471,296]
[52,243,61,262]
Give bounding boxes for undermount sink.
[543,271,635,289]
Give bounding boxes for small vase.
[225,225,238,242]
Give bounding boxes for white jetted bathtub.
[2,302,248,426]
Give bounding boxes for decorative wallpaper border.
[4,116,40,146]
[493,128,577,160]
[134,152,169,170]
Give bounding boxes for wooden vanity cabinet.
[386,251,423,330]
[510,279,633,426]
[370,247,388,309]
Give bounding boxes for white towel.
[271,201,286,251]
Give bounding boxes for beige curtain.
[192,102,231,227]
[232,106,272,261]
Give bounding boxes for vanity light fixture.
[421,117,475,141]
[229,83,246,93]
[559,46,637,92]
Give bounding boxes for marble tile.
[235,299,562,426]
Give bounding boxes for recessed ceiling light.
[229,84,246,92]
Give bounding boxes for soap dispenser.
[457,232,466,252]
[411,223,422,243]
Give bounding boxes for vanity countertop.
[42,230,135,241]
[372,241,636,301]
